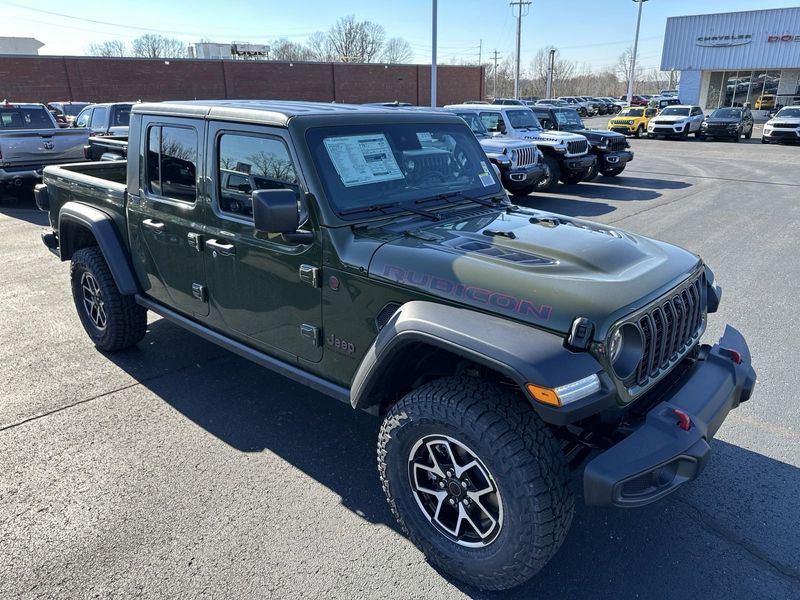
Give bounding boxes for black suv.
[700,106,754,142]
[532,106,633,180]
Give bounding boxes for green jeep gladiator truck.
[35,100,756,591]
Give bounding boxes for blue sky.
[4,0,800,71]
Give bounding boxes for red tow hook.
[722,347,743,364]
[673,409,692,431]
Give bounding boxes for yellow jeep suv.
[608,106,659,138]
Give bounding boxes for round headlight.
[608,323,644,380]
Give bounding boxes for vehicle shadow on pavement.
[0,191,48,226]
[109,319,800,599]
[594,176,692,191]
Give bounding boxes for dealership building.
[661,7,800,114]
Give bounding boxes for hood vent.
[458,241,551,265]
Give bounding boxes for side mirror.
[253,189,312,244]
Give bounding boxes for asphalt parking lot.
[1,122,799,599]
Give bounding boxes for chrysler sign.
[696,34,752,47]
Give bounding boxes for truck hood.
[479,138,536,153]
[767,117,800,126]
[704,118,740,125]
[369,208,700,337]
[568,129,625,143]
[651,115,690,124]
[516,129,585,144]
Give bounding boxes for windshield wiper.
[416,191,503,209]
[338,201,440,220]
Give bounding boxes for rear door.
[128,116,208,317]
[201,121,323,362]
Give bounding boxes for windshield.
[506,109,541,130]
[64,103,89,116]
[775,107,800,119]
[306,122,502,218]
[659,107,690,117]
[619,108,643,117]
[0,107,53,129]
[711,108,742,119]
[454,112,490,136]
[552,108,584,129]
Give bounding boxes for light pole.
[545,48,555,98]
[510,0,531,99]
[626,0,648,105]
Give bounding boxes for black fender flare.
[58,202,141,295]
[350,301,614,423]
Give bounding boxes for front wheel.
[761,137,769,144]
[601,166,626,177]
[534,155,561,192]
[560,170,587,185]
[507,182,538,197]
[634,125,643,138]
[378,377,574,591]
[583,161,599,182]
[70,246,147,352]
[745,128,753,140]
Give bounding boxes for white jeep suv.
[647,105,705,139]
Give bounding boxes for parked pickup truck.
[36,100,755,591]
[84,135,128,161]
[442,107,546,196]
[531,105,633,180]
[0,102,89,190]
[74,102,134,138]
[446,103,596,191]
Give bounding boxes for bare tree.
[307,31,335,62]
[270,39,314,62]
[616,46,642,96]
[87,40,127,57]
[132,34,187,59]
[381,37,413,63]
[327,15,385,62]
[529,47,575,97]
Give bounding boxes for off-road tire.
[583,161,599,182]
[377,376,574,591]
[70,246,147,352]
[601,166,626,177]
[534,155,561,192]
[560,170,587,185]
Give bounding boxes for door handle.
[206,239,236,256]
[142,219,165,233]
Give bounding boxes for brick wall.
[0,56,484,106]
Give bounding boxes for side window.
[217,133,300,220]
[90,106,109,130]
[147,125,197,203]
[645,109,657,117]
[75,108,92,128]
[479,112,505,133]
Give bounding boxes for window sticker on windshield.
[554,112,568,124]
[323,134,404,187]
[478,161,495,187]
[416,132,434,142]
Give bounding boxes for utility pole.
[510,0,531,99]
[478,39,482,66]
[491,49,500,99]
[627,0,648,104]
[431,0,437,107]
[545,48,555,98]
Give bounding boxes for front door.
[202,122,323,362]
[128,117,208,317]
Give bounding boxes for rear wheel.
[378,376,573,591]
[70,246,147,352]
[534,155,561,192]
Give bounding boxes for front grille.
[629,272,706,390]
[769,130,799,139]
[515,146,536,167]
[771,123,799,129]
[566,139,588,155]
[608,138,627,152]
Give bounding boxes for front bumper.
[763,129,800,141]
[702,126,740,138]
[609,124,636,134]
[502,163,547,188]
[597,150,633,169]
[563,154,597,174]
[584,325,756,508]
[648,123,688,136]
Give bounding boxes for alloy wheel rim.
[407,434,503,548]
[80,271,107,330]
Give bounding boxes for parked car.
[532,105,633,180]
[443,107,547,196]
[84,136,129,161]
[492,98,526,106]
[754,95,777,111]
[761,106,800,144]
[589,97,618,114]
[535,99,568,107]
[0,101,89,190]
[607,106,659,138]
[699,107,754,142]
[557,97,596,117]
[35,99,755,592]
[647,105,705,139]
[620,95,649,107]
[47,101,92,126]
[578,96,603,115]
[445,103,596,190]
[73,102,134,137]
